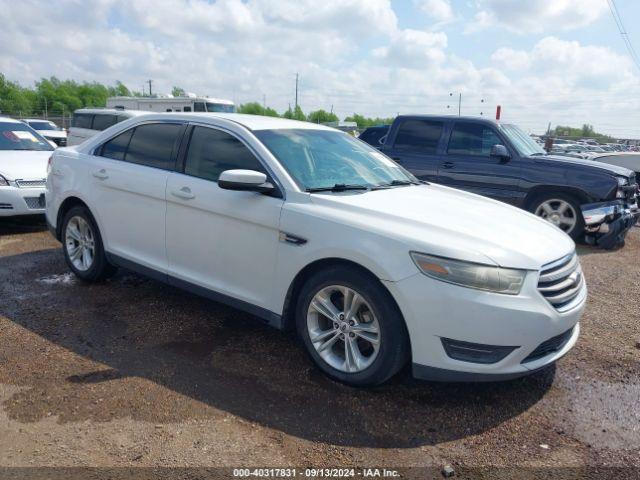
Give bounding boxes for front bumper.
[0,185,46,216]
[383,269,585,382]
[582,199,639,249]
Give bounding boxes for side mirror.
[490,144,511,160]
[218,169,275,193]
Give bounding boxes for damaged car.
[367,115,639,249]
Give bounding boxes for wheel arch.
[55,196,93,240]
[280,257,407,334]
[523,186,592,210]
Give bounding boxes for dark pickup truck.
[362,115,639,248]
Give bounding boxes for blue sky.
[1,0,640,137]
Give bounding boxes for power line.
[606,0,640,74]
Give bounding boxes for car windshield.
[28,121,61,131]
[499,123,546,156]
[254,128,418,191]
[206,103,235,113]
[0,122,54,151]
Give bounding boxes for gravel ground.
[0,216,638,479]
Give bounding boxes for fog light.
[441,338,517,364]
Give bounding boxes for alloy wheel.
[306,285,381,373]
[65,216,96,271]
[534,199,578,233]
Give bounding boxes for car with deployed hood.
[47,113,585,386]
[0,117,53,216]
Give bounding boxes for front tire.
[296,266,409,387]
[61,206,116,282]
[529,193,585,240]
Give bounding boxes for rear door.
[165,125,284,310]
[437,121,523,204]
[90,121,186,273]
[382,118,446,182]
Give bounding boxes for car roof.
[397,114,500,126]
[123,112,337,132]
[21,118,54,122]
[74,108,148,116]
[0,116,25,124]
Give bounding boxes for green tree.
[238,102,279,117]
[344,113,394,128]
[283,105,306,121]
[172,86,186,97]
[307,109,338,124]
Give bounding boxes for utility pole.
[448,92,462,116]
[294,73,299,109]
[263,94,266,109]
[147,79,153,97]
[43,97,48,119]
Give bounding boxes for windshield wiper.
[375,179,421,188]
[306,183,370,192]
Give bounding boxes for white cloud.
[415,0,454,23]
[373,29,448,68]
[467,0,608,34]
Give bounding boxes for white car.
[22,119,68,147]
[67,108,147,146]
[0,117,53,216]
[46,113,585,386]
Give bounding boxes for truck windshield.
[499,124,546,156]
[206,103,235,113]
[255,129,418,191]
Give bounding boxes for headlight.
[410,252,527,295]
[616,176,629,198]
[0,175,9,187]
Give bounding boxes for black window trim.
[94,120,189,172]
[178,121,284,199]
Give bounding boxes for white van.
[106,95,235,113]
[67,109,147,146]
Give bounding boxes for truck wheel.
[61,205,117,282]
[529,194,585,239]
[296,266,409,387]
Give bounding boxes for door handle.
[171,186,195,200]
[442,161,455,169]
[92,169,108,180]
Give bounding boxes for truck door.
[382,118,446,183]
[437,121,523,205]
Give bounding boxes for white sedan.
[46,113,585,386]
[22,119,68,147]
[0,117,53,216]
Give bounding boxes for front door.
[166,125,284,310]
[437,121,523,205]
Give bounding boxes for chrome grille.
[23,196,45,210]
[538,253,585,312]
[16,179,46,188]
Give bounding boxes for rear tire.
[529,193,585,240]
[61,206,116,282]
[296,266,409,387]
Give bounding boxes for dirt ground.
[0,216,638,479]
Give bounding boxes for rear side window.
[184,127,265,182]
[193,102,205,112]
[447,123,502,156]
[125,123,183,170]
[100,129,134,161]
[393,120,444,153]
[92,114,117,131]
[73,113,94,129]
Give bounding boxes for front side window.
[393,120,444,153]
[92,115,117,131]
[184,127,265,182]
[254,129,417,191]
[122,123,183,170]
[0,122,53,151]
[447,123,502,156]
[73,113,94,129]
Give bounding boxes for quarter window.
[100,129,133,161]
[92,114,117,131]
[124,123,183,170]
[393,120,444,153]
[72,113,94,129]
[184,127,265,182]
[448,123,502,156]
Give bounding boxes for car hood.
[533,154,633,177]
[0,150,51,180]
[38,130,67,138]
[309,184,575,270]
